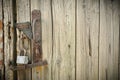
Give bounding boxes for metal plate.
[32,10,42,63]
[16,22,33,39]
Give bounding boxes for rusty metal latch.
[10,10,47,71]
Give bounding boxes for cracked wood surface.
[99,0,119,80]
[76,0,99,80]
[52,0,75,80]
[3,0,14,80]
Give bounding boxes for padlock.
[16,50,28,64]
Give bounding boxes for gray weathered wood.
[52,0,75,80]
[16,0,31,80]
[76,0,99,80]
[0,0,119,80]
[99,0,119,80]
[39,1,53,80]
[31,1,43,80]
[31,0,53,80]
[3,0,14,79]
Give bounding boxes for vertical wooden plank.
[112,1,119,79]
[119,1,120,79]
[16,0,31,80]
[31,1,42,80]
[32,10,43,80]
[3,0,14,80]
[40,1,52,80]
[118,1,120,79]
[31,0,52,80]
[76,0,99,80]
[52,0,75,80]
[99,0,119,80]
[0,0,4,79]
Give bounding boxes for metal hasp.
[16,22,33,39]
[9,10,47,71]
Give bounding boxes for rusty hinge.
[32,10,42,63]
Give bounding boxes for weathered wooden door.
[1,0,53,80]
[0,0,49,80]
[0,0,120,80]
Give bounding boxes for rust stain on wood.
[0,38,3,43]
[32,10,41,20]
[0,60,3,65]
[32,10,42,63]
[16,22,30,29]
[36,66,42,71]
[0,20,3,31]
[33,42,42,62]
[0,48,3,53]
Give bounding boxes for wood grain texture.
[76,0,99,80]
[52,0,75,80]
[99,0,119,80]
[118,1,120,80]
[38,1,52,79]
[0,0,119,80]
[31,0,52,80]
[0,0,4,79]
[16,0,31,80]
[0,0,3,67]
[3,0,14,79]
[31,1,43,80]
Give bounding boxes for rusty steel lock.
[16,50,28,64]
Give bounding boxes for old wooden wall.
[0,0,120,80]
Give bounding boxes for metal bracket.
[32,10,42,63]
[16,22,33,39]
